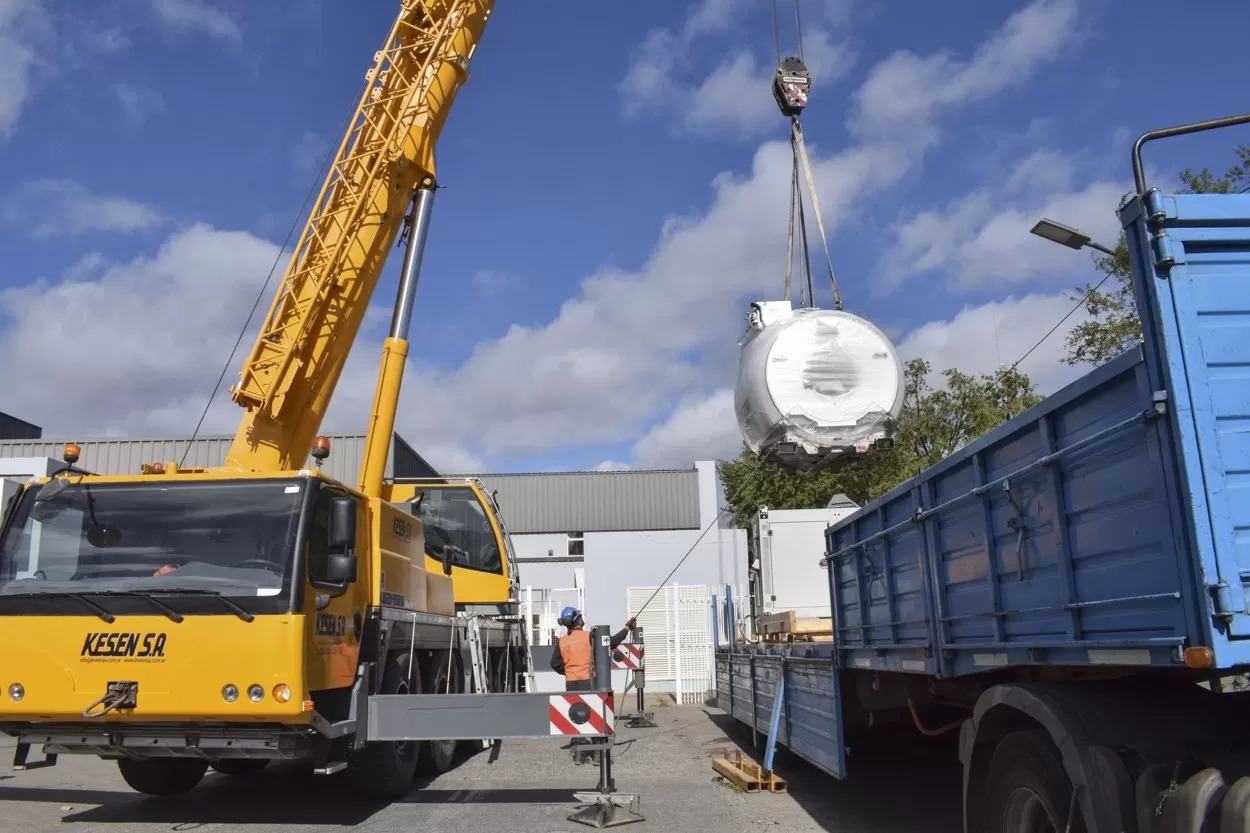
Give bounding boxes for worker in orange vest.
[550,606,636,691]
[550,607,636,765]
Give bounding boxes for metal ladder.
[465,617,492,749]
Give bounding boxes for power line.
[995,269,1115,382]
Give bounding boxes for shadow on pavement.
[3,746,591,828]
[702,709,963,833]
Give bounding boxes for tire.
[117,757,209,796]
[210,758,270,777]
[982,729,1086,833]
[347,653,423,798]
[417,649,460,775]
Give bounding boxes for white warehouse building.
[0,430,749,695]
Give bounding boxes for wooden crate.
[757,610,833,643]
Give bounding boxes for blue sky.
[1,0,1248,474]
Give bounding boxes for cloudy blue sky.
[0,0,1247,474]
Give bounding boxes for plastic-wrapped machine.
[734,300,905,472]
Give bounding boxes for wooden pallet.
[711,748,788,794]
[757,610,833,643]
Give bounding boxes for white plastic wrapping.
[734,301,904,466]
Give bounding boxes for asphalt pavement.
[0,700,962,832]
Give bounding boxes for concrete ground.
[0,700,963,832]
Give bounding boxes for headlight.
[222,684,239,703]
[272,683,291,703]
[248,684,264,703]
[8,683,24,701]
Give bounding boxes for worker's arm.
[609,617,638,649]
[550,642,565,675]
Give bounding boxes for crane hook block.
[773,56,810,118]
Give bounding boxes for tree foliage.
[1062,145,1249,366]
[718,359,1043,528]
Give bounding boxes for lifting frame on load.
[366,624,643,828]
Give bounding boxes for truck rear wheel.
[348,652,422,798]
[982,729,1086,833]
[417,649,460,775]
[117,757,208,796]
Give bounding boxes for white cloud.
[0,0,41,139]
[0,225,282,437]
[2,180,166,238]
[897,292,1092,396]
[632,390,741,469]
[620,0,855,139]
[850,0,1082,140]
[113,83,165,125]
[143,0,242,46]
[592,460,634,472]
[882,149,1127,290]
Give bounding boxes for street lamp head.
[1030,218,1091,251]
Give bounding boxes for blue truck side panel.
[826,193,1250,677]
[714,644,845,778]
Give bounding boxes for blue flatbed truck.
[714,114,1250,832]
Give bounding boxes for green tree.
[1062,146,1249,366]
[718,359,1043,528]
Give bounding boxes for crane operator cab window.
[409,487,502,574]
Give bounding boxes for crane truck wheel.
[981,729,1087,833]
[347,652,423,798]
[417,649,460,775]
[117,757,209,796]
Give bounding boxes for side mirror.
[326,552,358,584]
[328,496,356,551]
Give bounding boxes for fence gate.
[627,583,713,704]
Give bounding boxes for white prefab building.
[0,434,749,696]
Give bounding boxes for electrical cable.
[178,76,369,468]
[993,269,1115,383]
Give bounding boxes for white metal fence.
[520,585,584,647]
[626,583,714,704]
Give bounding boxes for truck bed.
[828,192,1250,677]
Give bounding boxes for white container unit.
[750,500,859,619]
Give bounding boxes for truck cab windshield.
[0,478,304,609]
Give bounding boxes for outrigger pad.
[622,712,657,729]
[568,791,644,828]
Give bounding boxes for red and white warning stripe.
[611,642,645,671]
[548,693,615,736]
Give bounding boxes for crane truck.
[0,0,531,799]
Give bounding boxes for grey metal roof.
[0,432,703,534]
[437,469,702,534]
[0,432,438,488]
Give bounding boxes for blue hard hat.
[559,606,581,625]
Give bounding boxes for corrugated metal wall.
[448,469,701,534]
[0,433,411,486]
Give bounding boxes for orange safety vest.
[558,628,593,681]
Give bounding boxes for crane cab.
[383,478,518,612]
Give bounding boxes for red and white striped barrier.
[611,642,645,671]
[548,693,615,736]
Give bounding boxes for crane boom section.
[225,0,493,472]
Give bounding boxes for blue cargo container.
[715,115,1250,833]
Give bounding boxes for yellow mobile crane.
[0,0,524,799]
